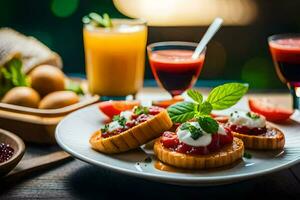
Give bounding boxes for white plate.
[55,99,300,186]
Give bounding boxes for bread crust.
[232,124,285,150]
[154,137,244,169]
[90,109,173,154]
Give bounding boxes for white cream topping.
[176,122,209,147]
[229,111,266,128]
[108,121,123,132]
[176,121,229,147]
[218,125,227,135]
[120,111,133,121]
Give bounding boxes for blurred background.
[1,0,300,89]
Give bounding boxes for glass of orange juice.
[83,18,147,99]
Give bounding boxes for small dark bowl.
[0,129,25,177]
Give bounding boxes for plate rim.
[55,104,300,184]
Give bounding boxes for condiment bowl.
[0,129,25,177]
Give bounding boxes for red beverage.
[269,38,300,85]
[269,34,300,109]
[149,50,205,96]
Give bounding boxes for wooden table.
[1,87,300,199]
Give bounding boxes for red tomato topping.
[98,100,140,119]
[206,134,220,151]
[229,124,267,135]
[219,128,234,145]
[100,106,163,138]
[248,98,293,122]
[161,127,233,155]
[148,106,163,115]
[161,132,179,149]
[176,143,193,154]
[136,114,151,123]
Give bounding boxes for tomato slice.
[248,98,293,122]
[152,95,184,108]
[161,132,179,149]
[98,100,140,119]
[211,113,229,123]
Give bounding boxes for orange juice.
[83,19,147,96]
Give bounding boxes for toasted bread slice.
[90,109,173,154]
[232,124,285,150]
[154,137,244,169]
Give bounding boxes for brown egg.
[30,65,65,96]
[1,87,40,108]
[39,91,79,109]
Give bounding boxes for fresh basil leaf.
[167,102,196,123]
[198,101,213,115]
[187,89,203,103]
[207,83,248,110]
[180,122,191,130]
[198,116,219,134]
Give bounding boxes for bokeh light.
[51,0,79,18]
[113,0,257,26]
[241,57,275,88]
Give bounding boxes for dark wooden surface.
[1,144,300,199]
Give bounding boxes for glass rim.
[268,33,300,42]
[83,18,147,31]
[147,41,206,53]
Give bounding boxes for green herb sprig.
[101,124,109,133]
[0,58,29,97]
[82,12,113,28]
[243,152,252,159]
[180,123,203,140]
[246,112,260,120]
[134,106,149,115]
[65,80,84,95]
[112,115,127,127]
[167,83,248,134]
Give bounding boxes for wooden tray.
[0,94,99,144]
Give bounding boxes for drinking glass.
[147,41,206,97]
[268,34,300,109]
[83,19,147,100]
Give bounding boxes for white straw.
[192,17,223,59]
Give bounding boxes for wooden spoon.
[3,151,72,182]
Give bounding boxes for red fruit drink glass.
[147,41,206,97]
[268,34,300,109]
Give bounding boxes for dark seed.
[144,156,152,163]
[0,143,14,163]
